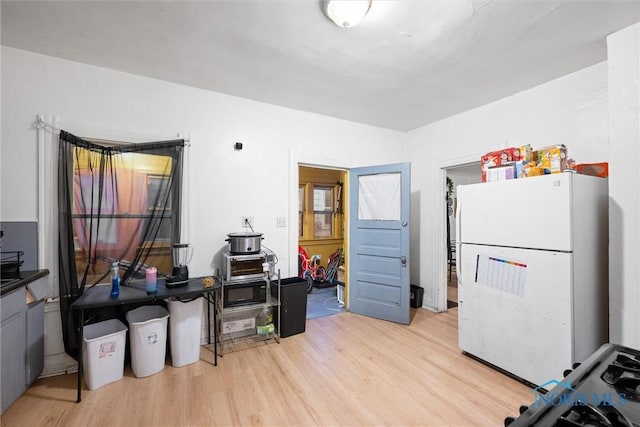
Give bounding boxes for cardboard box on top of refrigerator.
[536,144,568,174]
[512,160,527,179]
[576,162,608,178]
[481,145,533,182]
[486,164,516,181]
[481,150,505,182]
[518,145,534,163]
[522,162,545,177]
[486,160,529,181]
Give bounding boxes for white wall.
[407,62,610,311]
[607,22,640,349]
[1,46,407,276]
[1,46,407,373]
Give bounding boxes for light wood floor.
[1,308,532,427]
[448,268,458,303]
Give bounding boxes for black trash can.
[271,277,308,338]
[410,284,424,308]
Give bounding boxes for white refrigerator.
[456,173,608,387]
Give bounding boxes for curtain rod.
[34,115,60,133]
[33,115,192,145]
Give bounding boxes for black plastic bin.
[271,277,308,338]
[410,284,424,308]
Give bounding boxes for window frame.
[69,142,180,283]
[299,180,343,242]
[312,185,335,238]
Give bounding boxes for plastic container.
[167,297,203,367]
[145,267,158,294]
[110,262,120,298]
[256,305,274,335]
[222,306,261,337]
[337,283,345,306]
[126,305,170,378]
[82,319,128,390]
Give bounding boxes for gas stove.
[505,343,640,427]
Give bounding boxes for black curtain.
[58,130,184,359]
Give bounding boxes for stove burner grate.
[602,354,640,402]
[505,345,640,427]
[555,401,634,427]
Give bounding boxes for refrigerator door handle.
[458,244,461,279]
[456,200,461,279]
[456,197,462,243]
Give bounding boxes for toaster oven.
[221,250,267,283]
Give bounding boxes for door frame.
[436,153,483,312]
[288,151,350,306]
[289,150,481,315]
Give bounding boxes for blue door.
[349,163,411,324]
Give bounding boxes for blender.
[165,243,193,287]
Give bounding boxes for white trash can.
[82,319,128,390]
[168,297,203,367]
[126,305,170,378]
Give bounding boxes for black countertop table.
[71,276,220,403]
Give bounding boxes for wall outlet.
[276,217,286,227]
[242,217,254,228]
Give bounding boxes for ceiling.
[2,1,639,131]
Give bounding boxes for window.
[299,185,305,238]
[298,166,343,241]
[142,175,172,242]
[67,140,181,285]
[313,186,334,237]
[147,175,171,210]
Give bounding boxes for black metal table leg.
[76,309,84,403]
[213,290,217,365]
[207,294,211,344]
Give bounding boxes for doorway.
[444,162,482,310]
[298,165,347,319]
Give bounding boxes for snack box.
[487,164,517,181]
[481,145,532,182]
[576,162,608,178]
[481,150,505,182]
[522,161,545,177]
[537,144,568,174]
[487,161,528,181]
[518,145,534,163]
[512,160,527,178]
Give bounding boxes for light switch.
[276,217,286,227]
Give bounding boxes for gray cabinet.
[1,287,26,414]
[26,299,45,385]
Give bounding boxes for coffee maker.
[165,243,193,287]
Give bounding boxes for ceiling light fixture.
[321,0,372,29]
